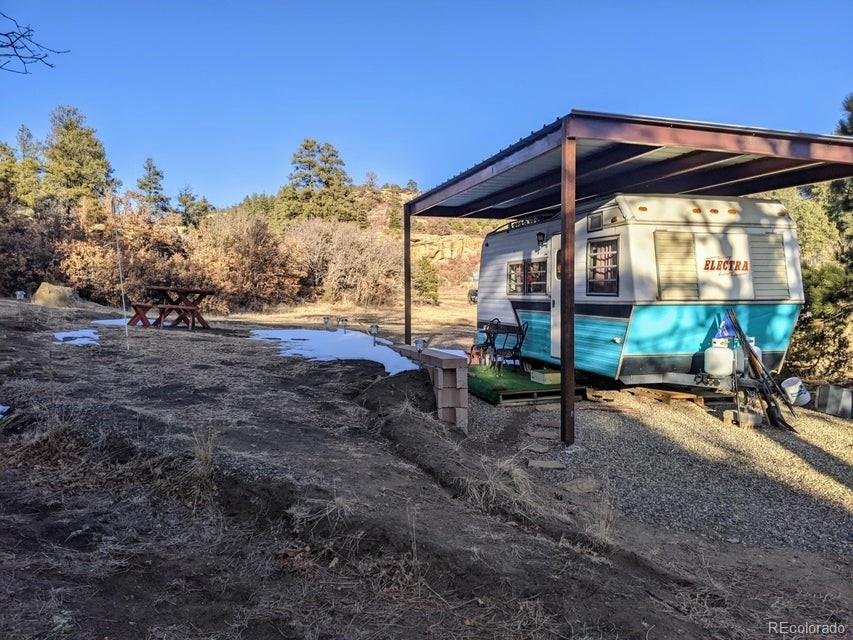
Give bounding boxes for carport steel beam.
[403,110,853,446]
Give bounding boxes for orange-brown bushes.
[287,219,401,306]
[60,200,186,306]
[185,210,304,313]
[6,194,402,313]
[0,204,55,295]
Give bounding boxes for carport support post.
[560,130,576,445]
[403,203,412,344]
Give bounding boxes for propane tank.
[735,342,745,375]
[736,337,763,375]
[747,337,762,369]
[704,338,734,377]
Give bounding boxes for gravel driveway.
[468,391,852,558]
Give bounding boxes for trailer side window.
[526,259,547,294]
[507,262,524,294]
[587,238,618,295]
[507,260,548,295]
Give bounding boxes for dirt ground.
[0,299,850,639]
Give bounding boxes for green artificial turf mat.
[467,364,561,404]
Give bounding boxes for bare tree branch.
[0,11,68,75]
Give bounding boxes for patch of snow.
[250,328,418,375]
[0,405,9,416]
[431,348,468,358]
[92,318,128,327]
[53,329,100,346]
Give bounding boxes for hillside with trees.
[0,105,485,313]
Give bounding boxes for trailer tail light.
[610,215,619,223]
[727,208,737,214]
[709,208,719,214]
[692,208,701,213]
[777,210,787,217]
[638,206,648,212]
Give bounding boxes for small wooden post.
[560,125,576,445]
[403,203,413,345]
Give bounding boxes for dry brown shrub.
[0,203,56,295]
[285,217,337,294]
[59,195,187,305]
[323,223,400,306]
[185,210,304,313]
[287,218,401,306]
[437,253,479,287]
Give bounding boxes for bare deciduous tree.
[1,12,67,74]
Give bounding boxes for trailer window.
[587,238,618,295]
[507,262,524,294]
[507,260,548,295]
[526,260,547,294]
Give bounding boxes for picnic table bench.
[128,286,216,330]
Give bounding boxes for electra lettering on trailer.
[703,256,749,274]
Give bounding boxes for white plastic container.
[781,377,811,407]
[704,339,734,377]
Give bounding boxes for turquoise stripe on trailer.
[625,303,801,356]
[575,315,629,377]
[516,310,552,363]
[480,311,630,375]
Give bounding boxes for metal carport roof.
[406,110,853,219]
[402,110,853,444]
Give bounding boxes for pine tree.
[42,105,114,205]
[0,142,16,203]
[405,178,419,192]
[386,192,402,230]
[413,255,439,305]
[239,193,276,218]
[176,185,213,226]
[14,125,42,207]
[137,158,170,214]
[819,93,853,256]
[273,138,365,226]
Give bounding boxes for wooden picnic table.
[128,285,216,330]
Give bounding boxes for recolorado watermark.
[767,620,846,636]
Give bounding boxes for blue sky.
[2,1,852,207]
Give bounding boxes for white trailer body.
[476,194,804,384]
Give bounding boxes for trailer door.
[549,235,561,358]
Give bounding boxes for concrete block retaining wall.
[393,345,468,434]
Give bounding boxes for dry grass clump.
[288,494,354,539]
[583,478,615,552]
[185,424,218,507]
[391,396,436,422]
[152,423,221,509]
[2,403,86,470]
[464,456,573,528]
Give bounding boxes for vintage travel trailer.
[476,194,804,385]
